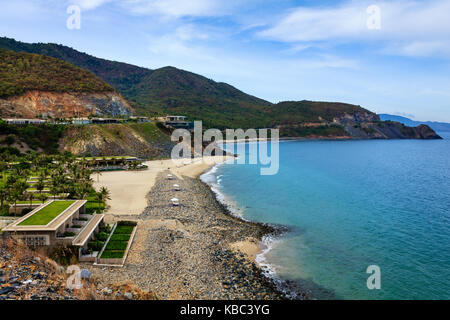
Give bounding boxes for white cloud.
[69,0,235,17]
[119,0,229,17]
[70,0,113,10]
[258,0,450,58]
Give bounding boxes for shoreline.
[86,156,294,299]
[199,163,305,299]
[217,136,353,144]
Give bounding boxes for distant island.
[379,114,450,133]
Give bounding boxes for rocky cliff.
[0,90,132,119]
[334,113,442,139]
[59,122,175,158]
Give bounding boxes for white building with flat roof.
[3,118,46,125]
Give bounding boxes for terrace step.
[72,214,105,247]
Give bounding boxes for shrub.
[99,224,111,233]
[63,232,76,237]
[4,134,16,145]
[87,240,104,251]
[49,245,78,266]
[96,231,109,241]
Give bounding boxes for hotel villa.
[2,200,105,261]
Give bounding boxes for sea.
[201,133,450,300]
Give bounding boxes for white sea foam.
[201,161,299,298]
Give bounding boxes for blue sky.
[1,0,449,122]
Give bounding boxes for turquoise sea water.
[202,133,450,299]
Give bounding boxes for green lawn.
[114,225,134,234]
[110,234,131,241]
[100,223,135,259]
[100,250,125,259]
[18,200,75,226]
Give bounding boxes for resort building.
[91,118,120,124]
[72,117,92,125]
[78,156,145,171]
[2,200,104,259]
[164,115,194,130]
[129,116,150,123]
[2,118,47,125]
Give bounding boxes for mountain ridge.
[0,36,441,140]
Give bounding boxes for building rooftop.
[72,214,104,247]
[3,200,87,232]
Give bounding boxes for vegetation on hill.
[0,48,114,98]
[0,37,274,128]
[0,37,441,140]
[59,122,175,158]
[0,119,64,153]
[0,37,380,130]
[264,101,374,125]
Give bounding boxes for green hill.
[0,48,114,98]
[0,37,440,140]
[0,37,377,130]
[0,37,273,129]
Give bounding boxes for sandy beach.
[85,155,294,299]
[93,156,233,216]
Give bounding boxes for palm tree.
[96,186,111,211]
[8,188,22,217]
[25,191,34,209]
[0,185,8,207]
[36,175,45,194]
[94,167,102,182]
[39,193,49,204]
[0,160,7,180]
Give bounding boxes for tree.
[0,185,8,207]
[38,193,49,204]
[94,168,102,182]
[8,188,22,216]
[4,134,16,145]
[36,175,45,194]
[0,160,7,178]
[96,186,111,211]
[25,191,34,208]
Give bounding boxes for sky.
[0,0,449,122]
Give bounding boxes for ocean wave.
[200,162,246,219]
[201,162,307,299]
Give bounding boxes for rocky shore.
[84,171,290,299]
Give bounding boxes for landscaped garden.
[100,221,136,259]
[0,151,110,217]
[86,224,111,253]
[18,200,75,225]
